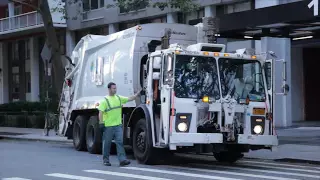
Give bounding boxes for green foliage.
[0,81,59,113]
[107,0,200,13]
[0,101,57,113]
[51,0,68,20]
[153,0,200,12]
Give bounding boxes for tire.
[213,152,244,163]
[86,116,102,154]
[132,118,158,165]
[73,115,88,151]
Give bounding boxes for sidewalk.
[1,125,320,164]
[0,127,72,143]
[244,124,320,164]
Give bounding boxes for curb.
[243,157,320,165]
[0,135,72,144]
[274,158,320,165]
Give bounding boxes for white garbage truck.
[58,22,287,164]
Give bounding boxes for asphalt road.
[1,139,320,180]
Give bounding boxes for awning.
[189,0,320,40]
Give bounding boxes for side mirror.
[153,57,161,69]
[153,72,160,80]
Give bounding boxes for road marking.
[191,163,320,179]
[169,166,298,180]
[84,170,172,180]
[240,160,320,170]
[45,173,105,180]
[122,167,243,180]
[2,178,32,180]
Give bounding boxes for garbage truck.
[57,22,288,164]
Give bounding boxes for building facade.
[2,0,317,128]
[0,0,66,103]
[64,0,306,128]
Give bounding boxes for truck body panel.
[57,22,286,165]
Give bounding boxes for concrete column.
[166,12,177,23]
[204,5,216,17]
[8,2,14,17]
[254,0,280,53]
[108,24,119,34]
[29,37,40,102]
[261,37,292,128]
[66,30,75,57]
[0,42,9,104]
[8,2,14,30]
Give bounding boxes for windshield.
[218,58,266,102]
[174,55,220,100]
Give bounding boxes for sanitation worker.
[98,82,141,166]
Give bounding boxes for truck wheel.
[73,115,88,151]
[213,152,244,163]
[86,116,102,154]
[132,118,157,164]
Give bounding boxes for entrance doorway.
[302,48,320,121]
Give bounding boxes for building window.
[12,66,20,100]
[197,8,204,18]
[13,41,19,62]
[26,72,31,93]
[82,0,104,11]
[5,5,22,17]
[25,39,30,60]
[119,0,148,13]
[57,33,66,55]
[216,5,225,16]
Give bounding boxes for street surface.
[0,139,320,180]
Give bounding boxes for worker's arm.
[98,111,104,124]
[97,100,107,124]
[128,89,141,102]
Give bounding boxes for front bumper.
[237,134,278,146]
[169,133,278,146]
[170,133,223,145]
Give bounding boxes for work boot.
[119,160,130,166]
[103,160,111,166]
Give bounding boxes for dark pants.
[102,125,126,162]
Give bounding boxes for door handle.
[163,97,166,102]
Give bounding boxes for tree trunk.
[39,0,64,97]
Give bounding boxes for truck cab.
[136,40,280,164]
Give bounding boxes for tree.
[9,0,200,106]
[9,0,65,105]
[107,0,200,13]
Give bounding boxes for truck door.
[161,54,174,145]
[264,57,289,133]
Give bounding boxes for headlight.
[177,122,188,132]
[253,125,263,134]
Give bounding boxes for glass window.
[174,55,220,99]
[26,72,31,93]
[90,0,98,9]
[25,39,30,60]
[83,0,90,11]
[218,58,266,102]
[119,0,148,13]
[83,0,104,11]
